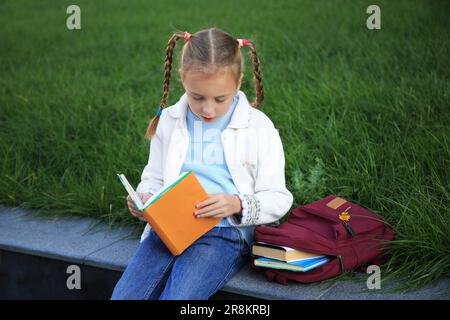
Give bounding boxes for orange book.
[117,170,220,256]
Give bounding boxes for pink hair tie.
[237,38,249,48]
[183,32,192,40]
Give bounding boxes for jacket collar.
[168,90,251,129]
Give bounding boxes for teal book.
[254,256,331,272]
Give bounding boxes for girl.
[111,27,293,300]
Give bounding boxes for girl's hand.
[127,192,153,218]
[194,193,242,219]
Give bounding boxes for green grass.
[0,0,449,291]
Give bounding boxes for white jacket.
[136,90,294,242]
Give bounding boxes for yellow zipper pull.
[339,206,356,237]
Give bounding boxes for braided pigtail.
[145,31,190,140]
[239,39,264,108]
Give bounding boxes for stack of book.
[252,242,331,272]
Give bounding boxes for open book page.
[117,171,192,211]
[142,171,191,209]
[117,174,144,210]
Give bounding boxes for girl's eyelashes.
[192,96,226,103]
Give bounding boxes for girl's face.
[181,68,243,123]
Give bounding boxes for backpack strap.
[337,254,346,273]
[265,270,289,285]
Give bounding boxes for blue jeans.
[110,226,251,300]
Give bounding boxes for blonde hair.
[145,27,264,140]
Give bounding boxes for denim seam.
[142,255,175,300]
[235,227,250,256]
[141,231,176,300]
[205,228,244,298]
[235,227,244,253]
[206,253,242,298]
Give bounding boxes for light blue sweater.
[180,94,254,247]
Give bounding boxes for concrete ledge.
[1,207,449,300]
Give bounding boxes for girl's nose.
[201,103,215,117]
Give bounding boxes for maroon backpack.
[252,195,395,285]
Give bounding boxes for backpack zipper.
[339,206,357,237]
[342,221,357,237]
